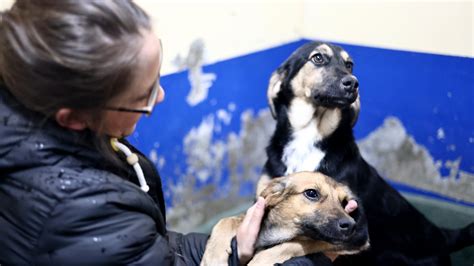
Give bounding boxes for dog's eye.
[311,53,324,64]
[303,189,320,200]
[345,62,353,72]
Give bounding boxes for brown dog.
[201,172,369,265]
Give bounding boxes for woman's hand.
[235,196,266,264]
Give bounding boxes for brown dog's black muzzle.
[337,217,356,236]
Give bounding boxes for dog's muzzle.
[311,74,359,108]
[340,75,359,94]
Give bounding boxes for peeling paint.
[166,109,275,232]
[174,39,217,106]
[217,109,232,125]
[182,115,218,183]
[446,144,456,152]
[228,102,236,112]
[166,115,473,232]
[358,117,474,203]
[149,149,158,164]
[436,128,445,140]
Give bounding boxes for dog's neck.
[280,97,341,175]
[264,96,357,178]
[287,98,342,137]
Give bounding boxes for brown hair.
[0,0,151,117]
[0,0,153,167]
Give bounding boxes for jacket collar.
[0,85,102,171]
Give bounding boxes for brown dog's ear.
[336,184,357,203]
[267,70,285,119]
[259,176,290,207]
[350,95,360,127]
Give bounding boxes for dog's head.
[268,41,360,127]
[257,171,369,254]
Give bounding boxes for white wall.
[302,0,473,58]
[1,0,472,75]
[135,0,304,75]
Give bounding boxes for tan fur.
[290,62,325,99]
[350,95,360,127]
[201,172,369,265]
[267,71,284,118]
[316,107,342,137]
[256,173,271,197]
[318,44,334,56]
[340,50,350,62]
[248,238,334,265]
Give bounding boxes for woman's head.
[0,0,164,137]
[88,29,164,137]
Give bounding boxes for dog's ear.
[267,70,286,119]
[260,176,290,207]
[350,95,360,127]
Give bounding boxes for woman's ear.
[55,108,88,131]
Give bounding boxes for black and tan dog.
[201,172,369,265]
[259,41,474,265]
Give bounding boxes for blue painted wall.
[345,42,474,173]
[129,39,474,208]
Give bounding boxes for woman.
[0,1,330,265]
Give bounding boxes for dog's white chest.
[282,121,325,175]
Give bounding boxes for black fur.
[263,41,474,265]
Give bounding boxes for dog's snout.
[338,217,356,235]
[340,75,359,93]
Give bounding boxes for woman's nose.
[156,85,165,104]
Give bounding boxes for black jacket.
[0,86,207,265]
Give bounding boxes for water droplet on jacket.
[35,143,45,150]
[116,234,128,240]
[91,199,97,204]
[60,185,66,190]
[93,237,102,242]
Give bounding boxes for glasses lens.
[145,82,160,113]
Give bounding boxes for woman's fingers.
[236,197,266,264]
[345,199,358,213]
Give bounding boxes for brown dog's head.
[268,41,360,127]
[256,171,369,254]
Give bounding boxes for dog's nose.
[338,217,356,235]
[340,75,359,93]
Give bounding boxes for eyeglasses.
[106,39,163,116]
[106,79,161,115]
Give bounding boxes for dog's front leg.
[248,239,333,265]
[201,216,243,266]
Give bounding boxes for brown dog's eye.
[311,53,324,64]
[303,189,320,201]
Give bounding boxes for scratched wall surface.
[128,39,474,231]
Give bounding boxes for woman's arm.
[34,187,177,265]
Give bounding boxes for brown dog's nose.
[338,217,356,235]
[340,75,359,93]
